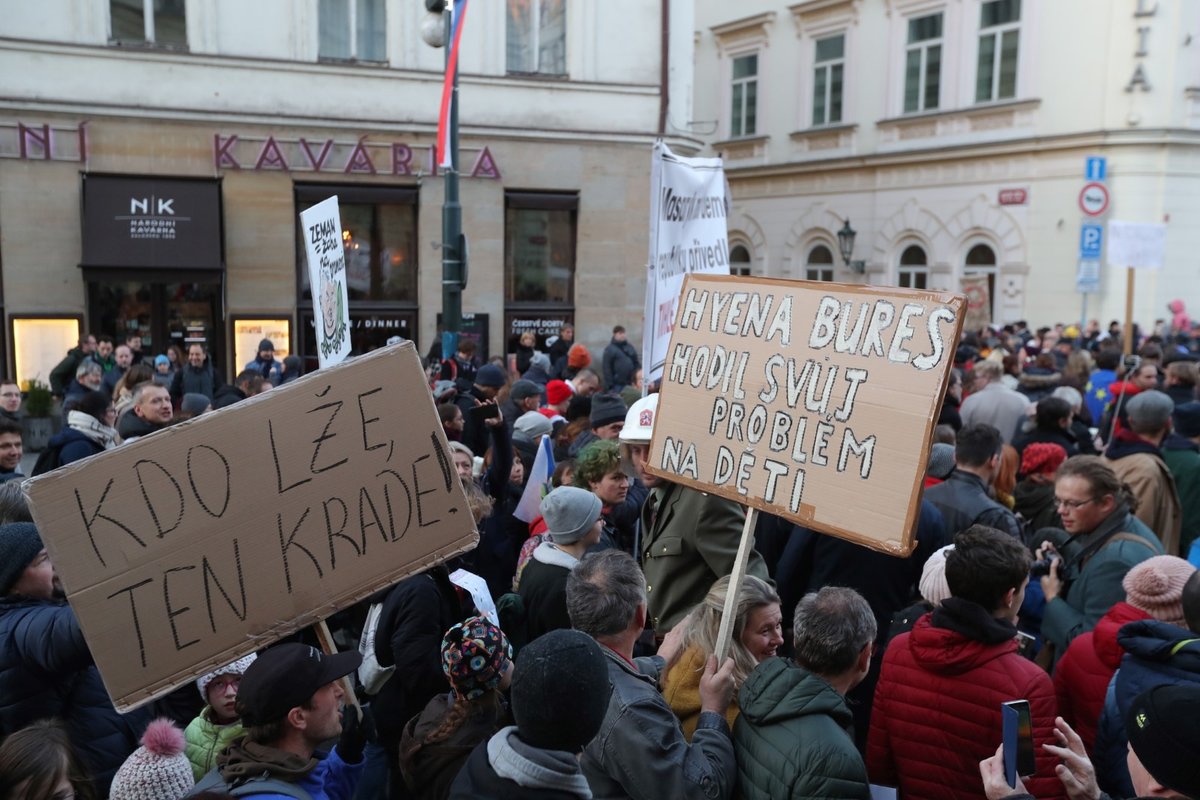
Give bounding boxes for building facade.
[694,0,1200,330]
[0,0,697,385]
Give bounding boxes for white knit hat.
[919,544,955,606]
[108,719,194,800]
[196,653,257,700]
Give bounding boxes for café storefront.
[0,116,650,385]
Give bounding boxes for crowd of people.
[3,314,1200,799]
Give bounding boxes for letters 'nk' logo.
[130,197,176,215]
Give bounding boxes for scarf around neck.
[67,410,118,450]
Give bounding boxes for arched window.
[963,242,997,318]
[898,244,928,289]
[806,244,834,282]
[730,244,752,276]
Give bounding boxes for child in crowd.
[183,654,256,780]
[109,719,194,800]
[399,616,514,800]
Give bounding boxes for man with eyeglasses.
[1038,456,1163,659]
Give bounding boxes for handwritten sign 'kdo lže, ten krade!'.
[645,275,965,556]
[24,343,477,712]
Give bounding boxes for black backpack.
[30,441,66,477]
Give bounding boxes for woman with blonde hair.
[660,574,783,740]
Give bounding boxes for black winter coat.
[47,427,105,467]
[372,567,466,746]
[0,596,149,795]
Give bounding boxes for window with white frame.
[507,0,567,76]
[109,0,186,46]
[963,243,998,317]
[806,244,835,282]
[898,244,929,289]
[976,0,1020,103]
[731,54,759,138]
[903,13,943,114]
[730,245,753,276]
[812,34,845,126]
[319,0,386,62]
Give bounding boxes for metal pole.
[440,4,462,362]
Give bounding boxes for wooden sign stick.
[714,507,760,663]
[314,619,363,716]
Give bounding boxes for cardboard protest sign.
[645,275,965,556]
[24,343,477,711]
[301,196,353,368]
[642,141,731,384]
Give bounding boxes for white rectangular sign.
[1107,220,1166,271]
[300,196,353,367]
[643,141,731,384]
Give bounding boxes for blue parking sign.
[1080,224,1103,260]
[1086,157,1107,182]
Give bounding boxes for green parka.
[733,658,869,800]
[184,706,244,781]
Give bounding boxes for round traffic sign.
[1079,182,1109,216]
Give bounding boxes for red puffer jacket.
[1052,601,1148,753]
[867,604,1064,800]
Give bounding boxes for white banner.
[643,141,731,384]
[1107,220,1167,271]
[300,196,353,368]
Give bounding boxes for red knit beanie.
[546,380,572,406]
[567,344,591,369]
[1123,556,1197,626]
[1020,442,1068,477]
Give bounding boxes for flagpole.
[440,0,464,362]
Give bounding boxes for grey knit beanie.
[540,486,602,545]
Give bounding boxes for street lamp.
[837,219,866,274]
[424,0,465,360]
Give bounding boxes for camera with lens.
[1030,553,1061,578]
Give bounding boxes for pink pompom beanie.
[108,719,194,800]
[1123,556,1197,626]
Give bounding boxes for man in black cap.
[502,379,543,438]
[450,629,610,798]
[0,522,150,795]
[568,392,627,457]
[190,642,370,798]
[455,363,506,457]
[245,338,283,385]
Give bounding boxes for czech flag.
[436,0,469,171]
[514,434,556,524]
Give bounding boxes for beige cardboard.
[645,275,965,556]
[24,343,477,712]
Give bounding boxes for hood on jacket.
[1104,430,1163,461]
[1114,619,1200,712]
[1019,369,1062,387]
[737,658,853,730]
[1091,602,1150,670]
[907,603,1019,676]
[487,727,591,797]
[1162,432,1200,453]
